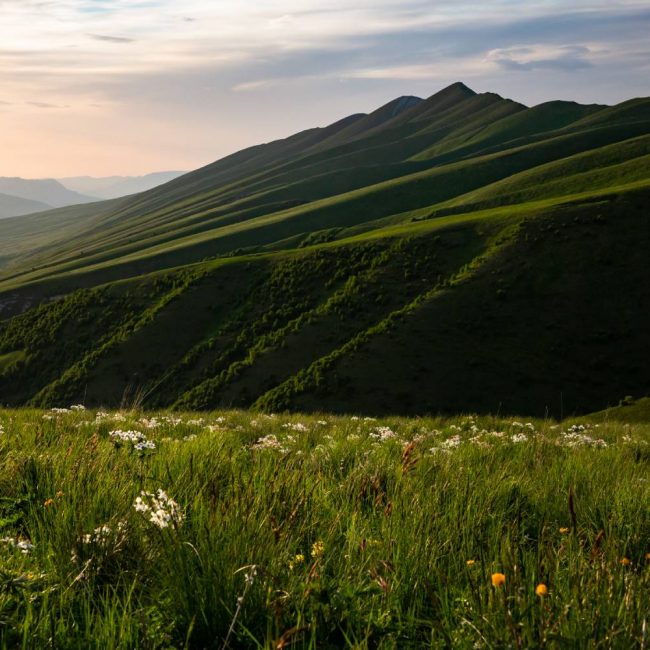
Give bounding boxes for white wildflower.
[282,422,308,432]
[133,489,184,529]
[251,435,288,453]
[1,537,34,554]
[369,426,397,441]
[441,435,462,449]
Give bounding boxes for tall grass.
[0,408,648,648]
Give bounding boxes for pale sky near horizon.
[1,0,648,178]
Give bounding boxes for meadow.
[0,407,648,648]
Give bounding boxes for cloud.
[0,0,649,177]
[89,34,135,43]
[488,44,595,72]
[26,100,70,108]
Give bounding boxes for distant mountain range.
[0,192,51,219]
[0,178,95,218]
[58,171,186,200]
[0,172,186,219]
[0,82,648,416]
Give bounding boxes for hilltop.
[0,83,648,416]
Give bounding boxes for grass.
[0,407,648,648]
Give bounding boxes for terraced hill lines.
[0,83,648,414]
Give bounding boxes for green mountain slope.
[0,83,648,416]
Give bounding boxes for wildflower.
[370,426,397,441]
[282,422,308,432]
[56,491,64,498]
[466,559,476,566]
[311,540,325,558]
[288,553,305,570]
[535,583,548,597]
[250,434,288,453]
[620,557,631,566]
[2,537,34,554]
[491,573,506,588]
[43,498,54,507]
[559,527,569,534]
[441,435,462,449]
[81,522,127,548]
[133,489,184,529]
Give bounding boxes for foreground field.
[0,408,648,648]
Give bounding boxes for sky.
[0,0,648,178]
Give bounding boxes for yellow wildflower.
[491,572,506,587]
[535,583,548,597]
[288,553,305,571]
[620,557,631,566]
[466,559,476,566]
[559,527,569,534]
[311,541,325,558]
[43,498,54,507]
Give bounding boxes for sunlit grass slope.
[0,85,648,296]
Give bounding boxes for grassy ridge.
[0,88,648,295]
[0,407,648,647]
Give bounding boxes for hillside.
[0,83,648,416]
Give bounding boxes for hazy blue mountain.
[0,177,95,208]
[59,171,186,199]
[0,192,52,219]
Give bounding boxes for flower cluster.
[133,489,184,529]
[560,424,607,448]
[251,434,288,453]
[1,537,34,554]
[282,422,309,432]
[109,429,156,451]
[81,521,127,547]
[370,426,397,441]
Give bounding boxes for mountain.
[0,177,95,209]
[0,82,648,416]
[59,171,187,200]
[0,192,51,219]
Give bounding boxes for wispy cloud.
[89,34,135,43]
[26,100,70,109]
[487,44,596,72]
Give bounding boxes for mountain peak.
[430,81,476,100]
[444,81,476,94]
